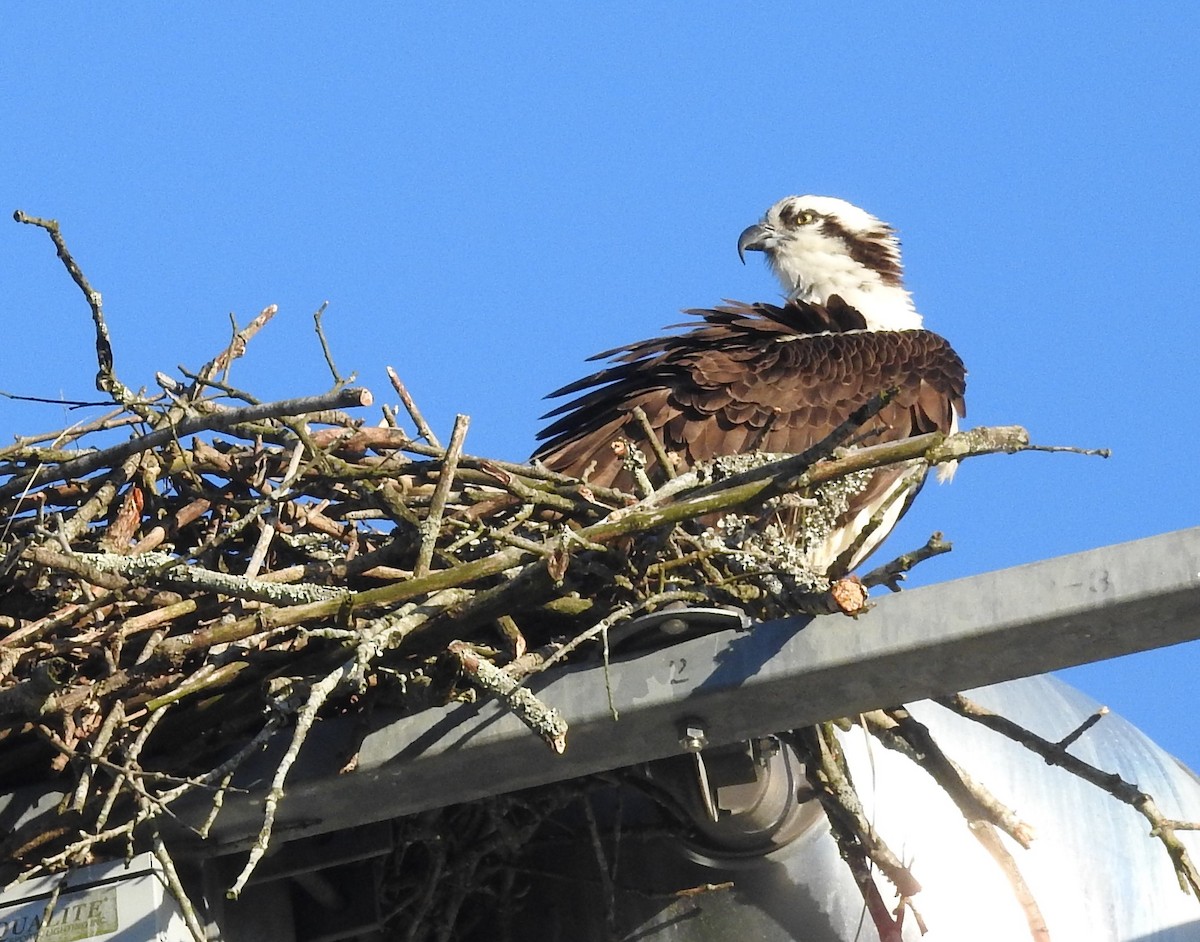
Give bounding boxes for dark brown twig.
[939,693,1200,897]
[1056,706,1109,750]
[13,210,133,405]
[313,301,349,386]
[788,724,911,941]
[874,707,1048,939]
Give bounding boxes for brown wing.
[533,299,967,493]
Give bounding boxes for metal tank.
[515,674,1200,942]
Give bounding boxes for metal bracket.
[678,720,719,822]
[609,605,751,653]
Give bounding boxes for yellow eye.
[782,207,817,227]
[779,205,819,228]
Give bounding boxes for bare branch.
[861,532,953,591]
[192,303,279,393]
[940,694,1200,896]
[387,366,441,448]
[13,210,133,405]
[0,386,374,501]
[414,414,470,578]
[313,301,348,386]
[449,641,568,753]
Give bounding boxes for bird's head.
[738,195,920,330]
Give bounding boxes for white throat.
[771,235,923,332]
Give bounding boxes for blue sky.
[3,7,1198,766]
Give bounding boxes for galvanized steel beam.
[180,526,1200,850]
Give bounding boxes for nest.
[2,211,1191,942]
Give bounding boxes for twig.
[13,210,134,405]
[152,829,208,942]
[193,304,279,393]
[863,708,1035,847]
[72,701,125,812]
[244,516,277,580]
[240,444,304,583]
[4,593,117,648]
[0,387,375,501]
[35,726,188,829]
[26,545,132,592]
[0,391,112,407]
[874,707,1049,940]
[312,301,348,386]
[68,550,343,604]
[95,704,170,833]
[449,641,568,753]
[198,773,234,839]
[534,592,706,674]
[618,440,656,498]
[861,532,953,590]
[228,667,359,898]
[32,875,68,942]
[414,414,470,578]
[1056,706,1109,750]
[60,451,144,544]
[788,724,911,941]
[1023,443,1111,458]
[387,366,442,448]
[630,405,676,480]
[939,693,1200,896]
[451,638,566,748]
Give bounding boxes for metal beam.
[175,526,1200,851]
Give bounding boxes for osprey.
[533,195,966,577]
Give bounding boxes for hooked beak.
[737,223,771,264]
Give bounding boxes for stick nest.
[9,212,1190,942]
[0,298,1015,879]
